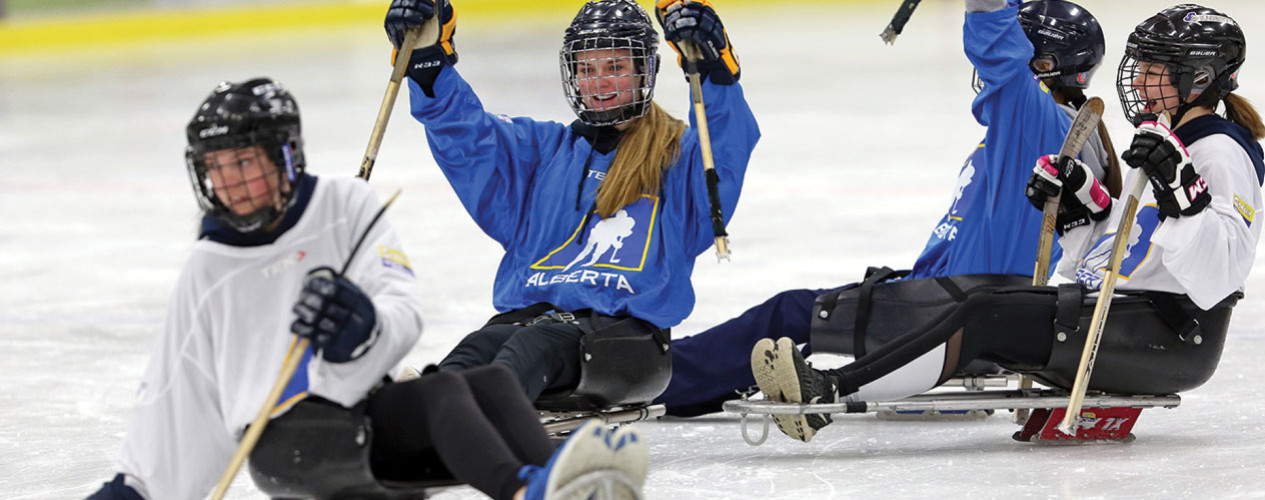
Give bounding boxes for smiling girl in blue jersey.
[385,0,758,401]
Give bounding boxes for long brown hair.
[1054,87,1123,197]
[1224,93,1265,140]
[595,101,687,217]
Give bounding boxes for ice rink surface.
[3,1,1265,498]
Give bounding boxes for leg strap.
[1054,284,1084,340]
[852,267,905,357]
[1145,292,1202,344]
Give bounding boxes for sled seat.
[249,399,460,500]
[534,323,672,412]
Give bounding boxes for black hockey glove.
[291,267,380,363]
[1026,154,1112,235]
[384,0,457,97]
[1121,120,1210,219]
[656,0,740,85]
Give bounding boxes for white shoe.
[604,425,648,500]
[521,420,632,500]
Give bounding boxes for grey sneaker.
[750,337,838,442]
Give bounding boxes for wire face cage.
[1116,47,1231,125]
[186,137,297,233]
[1115,54,1173,124]
[560,36,657,127]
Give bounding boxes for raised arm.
[387,0,569,245]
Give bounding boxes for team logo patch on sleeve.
[378,245,414,276]
[1234,194,1255,227]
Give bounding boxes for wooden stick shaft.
[688,76,717,174]
[681,42,730,260]
[358,27,424,180]
[209,338,311,500]
[1032,194,1060,287]
[1057,172,1149,435]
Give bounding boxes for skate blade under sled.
[723,387,1179,446]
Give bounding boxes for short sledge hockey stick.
[680,41,732,261]
[358,10,442,181]
[880,0,923,45]
[1057,113,1168,435]
[1033,97,1105,286]
[209,189,403,500]
[1017,97,1104,423]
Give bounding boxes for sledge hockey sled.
[534,319,673,434]
[249,398,459,500]
[723,387,1180,446]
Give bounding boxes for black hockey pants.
[365,364,555,500]
[439,304,660,401]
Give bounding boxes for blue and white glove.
[291,267,379,363]
[1121,120,1210,218]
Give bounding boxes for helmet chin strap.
[1173,80,1222,127]
[1170,64,1224,126]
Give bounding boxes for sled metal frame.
[540,403,667,435]
[724,386,1180,446]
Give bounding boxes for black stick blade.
[880,0,924,45]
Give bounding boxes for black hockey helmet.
[1018,0,1105,90]
[185,78,306,233]
[560,0,660,126]
[1116,4,1246,124]
[972,0,1104,94]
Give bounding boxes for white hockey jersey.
[1057,115,1265,310]
[114,175,423,500]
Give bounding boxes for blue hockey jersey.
[408,66,759,329]
[910,0,1075,279]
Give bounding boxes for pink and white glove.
[1026,154,1112,234]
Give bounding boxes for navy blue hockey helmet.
[1116,4,1246,124]
[560,0,660,126]
[185,78,306,233]
[972,0,1104,94]
[1018,0,1105,90]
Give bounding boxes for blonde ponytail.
[1224,93,1265,140]
[596,102,687,217]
